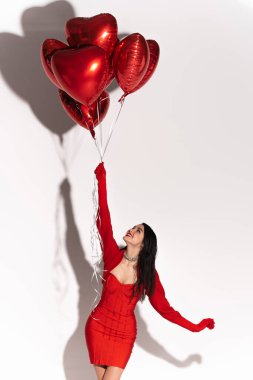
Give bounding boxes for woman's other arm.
[148,270,215,332]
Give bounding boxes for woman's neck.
[123,247,139,267]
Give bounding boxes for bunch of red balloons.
[40,13,160,139]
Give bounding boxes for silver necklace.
[123,250,138,262]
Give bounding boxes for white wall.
[1,0,252,379]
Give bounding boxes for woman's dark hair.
[123,222,158,302]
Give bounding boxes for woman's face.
[123,224,144,248]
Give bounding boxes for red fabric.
[84,163,198,369]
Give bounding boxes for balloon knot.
[118,93,128,103]
[89,126,95,139]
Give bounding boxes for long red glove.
[94,162,120,270]
[148,271,215,332]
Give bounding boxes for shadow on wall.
[0,1,202,379]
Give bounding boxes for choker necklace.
[123,251,138,262]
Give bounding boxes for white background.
[0,0,252,379]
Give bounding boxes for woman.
[85,162,215,380]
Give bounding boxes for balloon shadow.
[0,0,76,138]
[0,1,128,139]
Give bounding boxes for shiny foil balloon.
[65,13,118,55]
[51,45,111,106]
[131,40,160,93]
[40,39,69,88]
[58,90,110,138]
[112,33,150,98]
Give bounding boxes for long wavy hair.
[122,222,157,302]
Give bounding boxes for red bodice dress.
[84,167,198,369]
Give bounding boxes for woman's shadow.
[0,1,202,378]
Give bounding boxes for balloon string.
[94,135,103,161]
[101,98,125,160]
[96,93,109,153]
[97,97,103,151]
[93,95,109,162]
[88,100,104,318]
[81,107,103,162]
[88,95,124,163]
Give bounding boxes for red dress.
[84,167,198,369]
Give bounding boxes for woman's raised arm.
[94,162,120,268]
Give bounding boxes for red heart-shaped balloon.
[51,45,110,106]
[112,33,150,99]
[40,38,68,88]
[58,90,110,138]
[131,40,160,93]
[65,13,118,55]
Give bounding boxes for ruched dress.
[84,166,198,369]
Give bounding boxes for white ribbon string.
[88,174,105,320]
[101,98,125,160]
[88,100,104,317]
[97,95,103,150]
